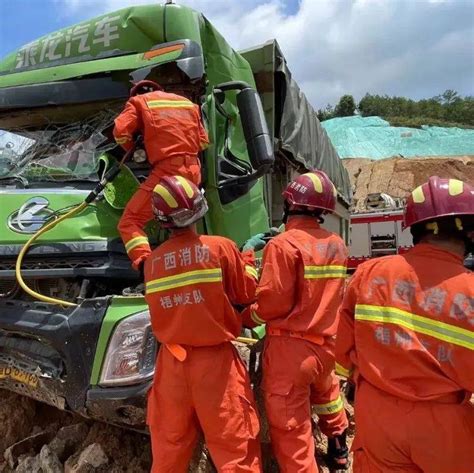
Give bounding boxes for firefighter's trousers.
[262,336,348,473]
[352,379,474,473]
[118,155,201,269]
[147,343,262,473]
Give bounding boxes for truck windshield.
[0,110,117,183]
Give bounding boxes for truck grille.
[0,257,106,271]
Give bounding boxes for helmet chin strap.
[282,202,324,224]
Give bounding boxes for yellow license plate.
[0,365,39,388]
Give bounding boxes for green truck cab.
[0,3,351,428]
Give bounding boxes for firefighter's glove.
[242,233,267,252]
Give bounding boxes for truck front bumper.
[86,382,151,431]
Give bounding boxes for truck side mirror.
[214,81,274,177]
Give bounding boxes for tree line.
[317,90,474,128]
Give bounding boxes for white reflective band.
[313,396,344,415]
[355,304,474,351]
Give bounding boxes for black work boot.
[326,430,349,471]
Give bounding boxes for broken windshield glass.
[0,110,118,183]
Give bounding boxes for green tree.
[435,89,461,106]
[334,94,356,117]
[317,104,335,121]
[358,93,385,116]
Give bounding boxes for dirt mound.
[0,390,152,473]
[0,383,354,473]
[343,156,474,210]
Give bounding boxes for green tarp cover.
[241,40,352,204]
[322,116,474,159]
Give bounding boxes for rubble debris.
[48,423,89,462]
[39,445,62,473]
[65,443,108,472]
[0,377,354,472]
[15,456,41,473]
[4,431,55,469]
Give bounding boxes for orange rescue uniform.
[144,228,262,473]
[114,91,209,269]
[242,217,349,472]
[336,243,474,473]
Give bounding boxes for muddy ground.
[0,386,354,473]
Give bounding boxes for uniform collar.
[409,243,464,264]
[169,227,198,239]
[286,216,321,231]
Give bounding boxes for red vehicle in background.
[348,193,413,272]
[348,192,474,272]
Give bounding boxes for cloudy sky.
[0,0,473,109]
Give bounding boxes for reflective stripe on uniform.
[335,362,352,378]
[125,236,150,254]
[355,304,474,351]
[147,100,194,109]
[304,265,347,279]
[313,396,344,415]
[115,136,132,145]
[146,268,222,294]
[250,310,265,325]
[245,265,258,279]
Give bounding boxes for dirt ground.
[0,388,354,473]
[342,155,474,210]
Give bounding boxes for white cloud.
[56,0,474,109]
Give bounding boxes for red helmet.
[403,176,474,229]
[282,171,337,213]
[152,176,208,228]
[130,80,162,97]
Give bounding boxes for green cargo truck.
[0,3,351,428]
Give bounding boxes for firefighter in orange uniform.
[144,175,262,473]
[242,171,350,472]
[336,176,474,473]
[113,80,209,271]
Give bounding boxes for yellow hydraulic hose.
[14,146,136,308]
[236,337,259,345]
[15,202,88,308]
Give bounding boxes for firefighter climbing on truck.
[242,171,350,472]
[336,176,474,472]
[144,175,262,472]
[113,79,209,273]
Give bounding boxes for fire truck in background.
[348,192,474,271]
[348,193,413,272]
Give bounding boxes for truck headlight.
[99,310,158,387]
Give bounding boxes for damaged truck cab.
[0,4,351,428]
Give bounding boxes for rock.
[39,445,62,473]
[48,439,67,461]
[57,424,89,445]
[48,423,89,461]
[65,443,108,473]
[15,456,41,473]
[4,431,56,469]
